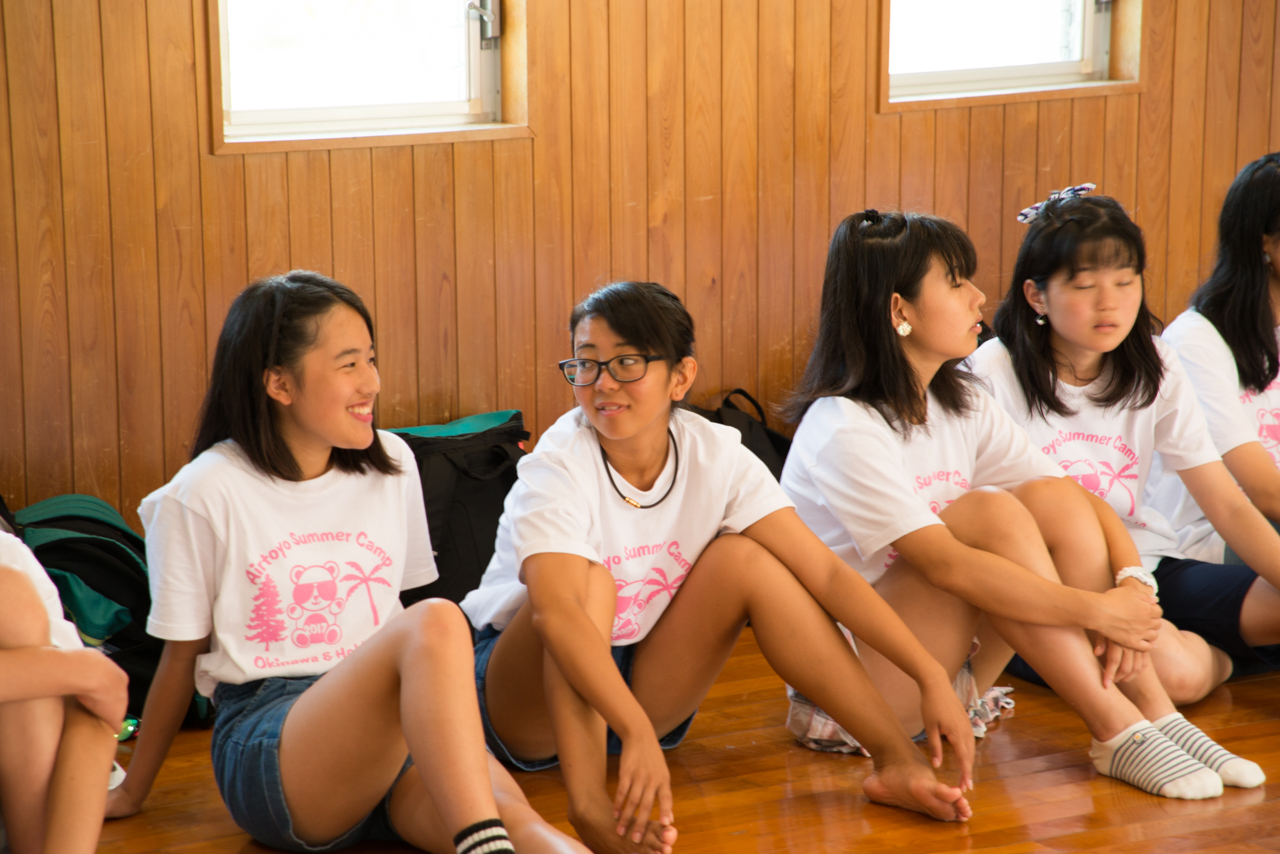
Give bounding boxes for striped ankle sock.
[1089,720,1222,799]
[1154,712,1266,788]
[454,819,515,854]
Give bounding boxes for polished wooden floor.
[101,631,1280,853]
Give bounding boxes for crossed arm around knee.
[890,483,1163,652]
[0,566,128,725]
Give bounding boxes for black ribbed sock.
[454,818,515,854]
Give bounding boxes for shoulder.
[1162,310,1228,355]
[795,395,896,447]
[965,338,1014,383]
[374,429,416,469]
[0,530,41,576]
[671,406,746,449]
[517,408,599,478]
[138,441,266,532]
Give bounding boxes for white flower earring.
[896,321,912,337]
[1035,314,1047,326]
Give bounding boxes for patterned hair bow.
[1017,182,1097,224]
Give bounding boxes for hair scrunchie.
[860,208,882,226]
[1017,182,1096,224]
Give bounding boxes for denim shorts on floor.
[211,676,413,852]
[1155,557,1280,674]
[473,625,696,772]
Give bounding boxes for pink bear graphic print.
[1059,458,1138,516]
[1257,410,1280,462]
[287,562,346,648]
[612,567,687,642]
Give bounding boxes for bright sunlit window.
[888,0,1113,103]
[218,0,501,144]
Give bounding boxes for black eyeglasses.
[558,354,664,386]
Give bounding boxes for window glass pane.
[226,0,469,111]
[889,0,1084,75]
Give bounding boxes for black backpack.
[687,389,791,480]
[392,411,529,606]
[1,494,208,721]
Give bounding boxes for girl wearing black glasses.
[461,281,978,854]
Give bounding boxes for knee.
[1159,661,1214,706]
[403,598,472,653]
[700,533,772,568]
[1011,475,1092,524]
[0,566,51,649]
[939,487,1028,548]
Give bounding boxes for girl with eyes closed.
[969,188,1268,791]
[786,208,1235,802]
[463,280,979,854]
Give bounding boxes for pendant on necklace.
[623,496,642,508]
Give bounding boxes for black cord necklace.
[600,429,679,509]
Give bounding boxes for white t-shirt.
[968,337,1221,571]
[140,431,437,697]
[782,389,1063,586]
[459,408,793,644]
[1149,310,1280,561]
[0,532,82,650]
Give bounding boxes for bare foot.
[862,758,972,822]
[569,798,678,854]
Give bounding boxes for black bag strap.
[722,388,769,425]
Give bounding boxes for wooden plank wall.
[1,0,1277,525]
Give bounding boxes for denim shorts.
[1155,557,1280,673]
[211,676,413,852]
[473,625,695,771]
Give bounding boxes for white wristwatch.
[1115,565,1159,595]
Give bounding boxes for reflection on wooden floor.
[101,630,1280,853]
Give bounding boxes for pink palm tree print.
[341,561,393,626]
[1060,459,1138,516]
[612,567,688,641]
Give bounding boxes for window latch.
[467,0,501,42]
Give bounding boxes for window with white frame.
[888,0,1114,103]
[218,0,501,144]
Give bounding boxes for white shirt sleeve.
[509,453,601,567]
[142,495,220,641]
[971,389,1065,486]
[806,414,945,561]
[1166,322,1260,455]
[0,532,82,649]
[720,445,795,534]
[1154,344,1223,472]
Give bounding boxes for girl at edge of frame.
[104,271,589,854]
[968,188,1268,790]
[784,208,1244,802]
[463,281,979,854]
[1150,154,1280,670]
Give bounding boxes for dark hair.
[569,281,695,365]
[786,209,978,429]
[992,194,1163,418]
[1192,153,1280,393]
[192,270,398,480]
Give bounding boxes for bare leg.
[1013,478,1228,706]
[485,566,678,854]
[387,753,589,854]
[1240,576,1280,648]
[630,535,970,822]
[969,615,1014,694]
[278,599,582,853]
[0,568,64,854]
[43,699,117,854]
[863,486,1147,742]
